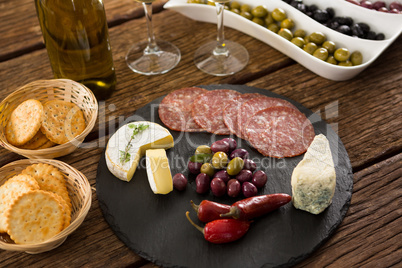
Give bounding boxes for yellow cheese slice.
[145,149,173,194]
[105,121,174,182]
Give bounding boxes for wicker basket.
[0,159,92,254]
[0,79,98,159]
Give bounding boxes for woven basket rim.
[0,79,98,159]
[0,159,92,253]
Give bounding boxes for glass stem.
[214,2,229,56]
[143,2,159,53]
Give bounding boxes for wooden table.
[0,0,401,267]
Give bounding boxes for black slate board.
[96,84,353,268]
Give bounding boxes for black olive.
[296,3,308,13]
[309,4,319,12]
[337,25,352,36]
[283,0,292,4]
[313,9,330,23]
[335,16,354,26]
[351,24,365,38]
[366,31,377,40]
[329,20,340,30]
[326,7,335,19]
[290,0,302,8]
[375,33,385,40]
[356,23,370,34]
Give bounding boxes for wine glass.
[126,0,181,75]
[194,0,249,76]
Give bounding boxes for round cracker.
[5,99,43,146]
[21,163,66,186]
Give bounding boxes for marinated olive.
[210,139,230,153]
[221,138,237,152]
[350,51,363,65]
[227,179,241,198]
[188,161,202,174]
[212,151,228,169]
[334,48,350,62]
[294,29,306,38]
[267,23,279,33]
[308,32,326,45]
[242,181,258,198]
[303,42,318,55]
[322,40,336,54]
[200,162,215,177]
[231,8,240,15]
[280,18,295,30]
[214,170,230,183]
[271,8,287,22]
[252,17,265,26]
[240,4,251,12]
[227,157,244,176]
[291,37,305,48]
[251,170,267,188]
[230,1,241,10]
[264,12,275,25]
[240,10,253,20]
[173,173,187,191]
[243,158,257,172]
[251,5,268,18]
[278,28,293,41]
[210,177,226,197]
[326,56,338,65]
[236,169,253,183]
[338,60,353,66]
[313,47,329,61]
[230,148,249,159]
[196,173,210,194]
[195,145,212,155]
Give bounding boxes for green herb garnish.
[119,123,149,164]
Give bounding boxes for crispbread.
[5,99,43,146]
[40,100,86,144]
[5,190,65,244]
[6,174,40,190]
[18,129,49,150]
[21,163,66,186]
[0,180,36,233]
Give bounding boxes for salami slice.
[244,106,315,158]
[192,89,241,135]
[158,87,208,132]
[238,96,298,139]
[223,93,262,139]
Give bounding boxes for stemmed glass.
[194,0,249,76]
[126,0,181,75]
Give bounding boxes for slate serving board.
[96,84,353,268]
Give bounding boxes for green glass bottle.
[35,0,116,100]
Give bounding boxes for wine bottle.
[35,0,116,100]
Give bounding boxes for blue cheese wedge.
[105,121,174,182]
[145,149,173,194]
[291,134,336,214]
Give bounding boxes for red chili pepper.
[190,200,231,222]
[220,193,291,220]
[185,211,250,244]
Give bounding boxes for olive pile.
[282,0,386,40]
[176,138,268,198]
[346,0,402,13]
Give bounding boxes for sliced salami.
[158,87,208,132]
[244,106,315,158]
[192,89,241,135]
[238,96,298,139]
[223,93,262,139]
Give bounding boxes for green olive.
[303,42,318,55]
[350,51,363,65]
[227,157,244,176]
[211,152,228,169]
[304,35,310,44]
[280,18,295,30]
[200,162,215,177]
[230,1,241,10]
[240,10,253,20]
[338,60,353,66]
[231,8,240,15]
[334,48,350,62]
[195,145,212,155]
[264,13,275,25]
[291,37,305,48]
[313,47,329,61]
[278,28,293,41]
[271,8,287,22]
[207,1,215,6]
[326,56,338,65]
[322,41,336,54]
[308,32,326,45]
[267,23,279,33]
[251,5,268,18]
[252,17,265,26]
[294,29,306,38]
[240,4,251,12]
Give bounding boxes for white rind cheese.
[291,134,336,214]
[105,121,174,182]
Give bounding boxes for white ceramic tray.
[164,0,402,81]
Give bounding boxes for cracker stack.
[0,163,72,244]
[5,99,86,149]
